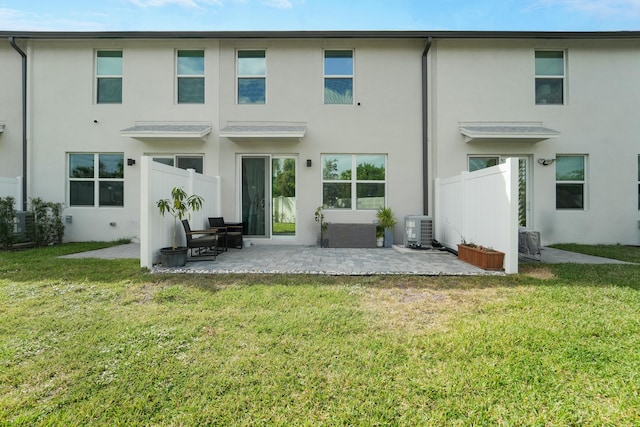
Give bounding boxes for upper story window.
[556,155,585,210]
[535,50,565,105]
[96,50,122,104]
[177,50,204,104]
[324,50,353,104]
[237,50,266,104]
[68,153,124,207]
[322,154,386,210]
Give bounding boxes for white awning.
[460,122,559,143]
[120,123,212,142]
[219,123,306,142]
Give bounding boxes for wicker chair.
[208,217,243,250]
[181,220,220,259]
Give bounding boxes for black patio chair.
[181,219,220,260]
[208,217,243,250]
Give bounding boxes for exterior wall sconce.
[537,158,555,166]
[306,159,312,167]
[127,158,136,166]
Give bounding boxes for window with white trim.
[152,155,204,174]
[237,50,266,104]
[177,50,204,103]
[96,50,122,104]
[68,153,124,207]
[468,156,500,172]
[324,50,353,104]
[535,50,565,105]
[556,155,586,210]
[322,154,385,210]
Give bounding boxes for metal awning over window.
[219,122,306,142]
[120,123,212,142]
[459,122,559,143]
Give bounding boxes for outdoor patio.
[60,243,632,275]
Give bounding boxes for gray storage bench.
[326,223,376,248]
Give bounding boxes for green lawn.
[1,244,640,425]
[273,222,296,235]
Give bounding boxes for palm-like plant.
[157,187,204,249]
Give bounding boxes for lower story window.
[637,155,640,210]
[152,155,204,174]
[556,155,586,210]
[468,156,500,172]
[69,153,124,207]
[322,154,386,210]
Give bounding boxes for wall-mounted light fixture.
[306,159,312,167]
[537,158,555,166]
[127,158,136,166]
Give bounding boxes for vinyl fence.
[140,157,220,268]
[434,158,519,274]
[0,176,22,209]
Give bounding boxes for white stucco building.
[1,30,639,247]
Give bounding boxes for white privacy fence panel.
[435,158,519,274]
[0,176,22,209]
[140,156,220,268]
[272,196,296,223]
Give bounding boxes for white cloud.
[127,0,223,8]
[127,0,293,10]
[0,7,106,31]
[261,0,293,8]
[530,0,640,17]
[0,7,31,29]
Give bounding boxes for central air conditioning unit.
[403,215,433,249]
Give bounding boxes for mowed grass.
[1,244,640,425]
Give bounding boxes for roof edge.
[3,30,640,40]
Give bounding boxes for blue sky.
[1,0,640,32]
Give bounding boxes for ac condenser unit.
[403,215,433,249]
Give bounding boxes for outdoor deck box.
[326,223,376,248]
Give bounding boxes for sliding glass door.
[241,156,296,238]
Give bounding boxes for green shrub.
[28,197,64,246]
[0,196,16,249]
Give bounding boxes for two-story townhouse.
[0,32,425,246]
[427,33,640,245]
[0,38,26,209]
[2,31,640,249]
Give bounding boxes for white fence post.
[140,157,152,269]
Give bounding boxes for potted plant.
[376,225,384,247]
[156,186,204,267]
[376,207,397,248]
[457,243,505,271]
[314,206,329,248]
